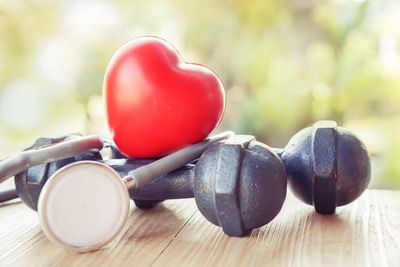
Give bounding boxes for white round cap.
[38,161,130,252]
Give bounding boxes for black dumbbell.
[111,135,288,237]
[127,121,371,215]
[278,121,370,214]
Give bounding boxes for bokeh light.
[0,0,399,188]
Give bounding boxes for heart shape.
[103,36,225,158]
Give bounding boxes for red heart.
[103,36,225,158]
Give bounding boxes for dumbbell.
[107,134,288,237]
[127,121,371,215]
[278,121,370,214]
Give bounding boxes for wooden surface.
[0,186,399,267]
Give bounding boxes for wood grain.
[0,197,197,267]
[0,187,399,267]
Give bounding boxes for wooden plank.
[0,189,399,267]
[0,199,197,267]
[152,190,400,267]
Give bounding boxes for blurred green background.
[0,0,399,189]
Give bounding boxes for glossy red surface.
[104,36,225,158]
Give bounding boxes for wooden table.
[0,187,399,267]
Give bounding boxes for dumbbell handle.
[0,188,18,203]
[109,136,282,201]
[107,159,195,200]
[123,131,234,189]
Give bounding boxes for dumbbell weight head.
[279,121,371,214]
[194,135,287,236]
